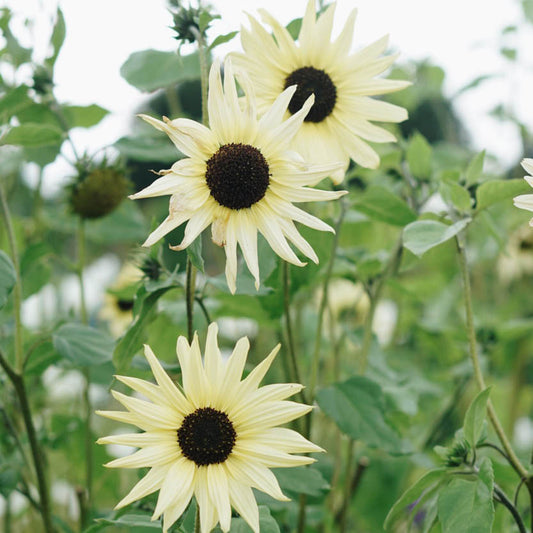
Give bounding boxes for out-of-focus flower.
[130,59,346,293]
[99,263,142,337]
[497,224,533,285]
[232,0,410,183]
[513,158,533,224]
[70,164,130,219]
[97,323,321,533]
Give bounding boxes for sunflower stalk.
[0,350,54,533]
[75,218,93,527]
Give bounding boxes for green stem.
[339,439,355,533]
[0,185,24,374]
[196,32,209,127]
[309,201,346,400]
[360,235,403,373]
[194,503,201,533]
[282,261,307,404]
[0,351,54,533]
[186,259,197,342]
[76,219,92,526]
[494,484,527,533]
[455,237,528,480]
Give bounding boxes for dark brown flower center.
[205,143,270,210]
[284,66,337,123]
[177,407,236,466]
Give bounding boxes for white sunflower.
[130,58,346,293]
[96,323,322,533]
[513,158,533,225]
[231,0,410,183]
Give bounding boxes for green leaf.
[208,30,238,51]
[384,468,447,531]
[476,178,530,211]
[46,7,66,68]
[0,85,32,120]
[1,123,63,147]
[500,47,517,61]
[406,132,432,179]
[286,17,302,39]
[53,323,114,367]
[113,282,180,372]
[0,250,16,309]
[114,134,181,162]
[20,242,52,298]
[438,457,494,533]
[403,218,470,257]
[463,387,491,448]
[353,185,417,226]
[523,0,533,22]
[274,466,329,497]
[186,235,204,273]
[0,9,32,66]
[120,50,200,92]
[229,506,280,533]
[62,104,109,129]
[95,513,161,529]
[316,376,404,452]
[25,341,60,376]
[439,179,471,212]
[465,150,485,185]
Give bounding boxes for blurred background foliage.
[2,1,533,532]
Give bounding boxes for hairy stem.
[455,237,528,480]
[309,201,346,400]
[76,219,92,526]
[0,185,24,374]
[186,259,197,342]
[282,261,307,405]
[0,352,54,533]
[494,484,526,533]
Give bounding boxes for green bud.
[444,440,469,467]
[169,0,218,45]
[140,255,162,281]
[32,65,54,96]
[70,166,130,219]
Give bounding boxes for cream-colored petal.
[105,444,180,468]
[129,173,186,199]
[246,427,325,454]
[233,442,316,467]
[235,400,312,431]
[114,465,167,509]
[258,85,296,131]
[111,391,181,429]
[114,375,161,403]
[162,480,195,533]
[95,409,149,431]
[170,201,216,251]
[142,212,191,248]
[208,59,234,143]
[255,208,306,266]
[153,458,196,520]
[331,8,357,57]
[522,158,533,176]
[97,430,175,448]
[267,197,335,233]
[344,78,411,97]
[195,468,219,533]
[340,96,408,123]
[227,477,259,533]
[204,322,223,389]
[207,464,232,532]
[278,218,319,263]
[224,218,238,295]
[139,114,208,160]
[258,9,299,65]
[143,345,192,415]
[217,337,250,412]
[176,332,210,408]
[269,182,346,203]
[514,194,533,212]
[235,210,260,290]
[225,458,289,502]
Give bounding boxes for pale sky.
[6,0,533,195]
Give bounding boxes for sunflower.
[96,323,322,533]
[231,0,410,183]
[130,59,346,293]
[513,159,533,225]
